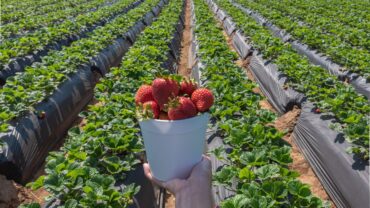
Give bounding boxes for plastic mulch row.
[0,0,144,85]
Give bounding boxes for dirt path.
[274,107,331,203]
[0,175,48,208]
[177,0,193,77]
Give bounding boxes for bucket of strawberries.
[136,76,214,181]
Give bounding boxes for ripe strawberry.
[180,79,197,96]
[140,101,160,119]
[135,85,154,105]
[168,78,180,95]
[314,108,321,114]
[159,111,169,120]
[152,78,179,110]
[168,97,198,120]
[191,88,214,112]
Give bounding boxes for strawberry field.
[0,0,369,207]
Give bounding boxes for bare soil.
[177,0,193,77]
[165,192,176,208]
[0,175,48,208]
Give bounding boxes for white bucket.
[139,113,209,181]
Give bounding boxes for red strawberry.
[180,79,197,96]
[159,111,169,120]
[135,85,154,105]
[168,78,180,95]
[191,88,214,112]
[141,101,160,119]
[168,97,198,120]
[152,78,179,110]
[136,101,159,119]
[314,108,321,114]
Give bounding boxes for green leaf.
[28,176,45,190]
[65,199,78,208]
[269,146,292,165]
[255,164,280,180]
[239,167,255,181]
[18,203,41,208]
[240,149,268,166]
[262,181,287,199]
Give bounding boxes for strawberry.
[314,108,321,114]
[139,101,160,119]
[168,78,180,95]
[191,88,214,112]
[152,78,179,110]
[168,97,198,120]
[180,79,197,96]
[159,111,169,120]
[135,84,154,105]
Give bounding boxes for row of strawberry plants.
[1,0,105,39]
[0,0,136,70]
[236,0,369,50]
[264,0,369,31]
[2,0,91,24]
[193,0,329,206]
[0,0,157,132]
[214,0,370,160]
[28,0,183,206]
[1,0,61,15]
[235,0,370,78]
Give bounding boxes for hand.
[143,155,214,208]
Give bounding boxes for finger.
[143,163,153,180]
[143,163,167,188]
[202,154,211,160]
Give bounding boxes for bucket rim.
[139,112,210,123]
